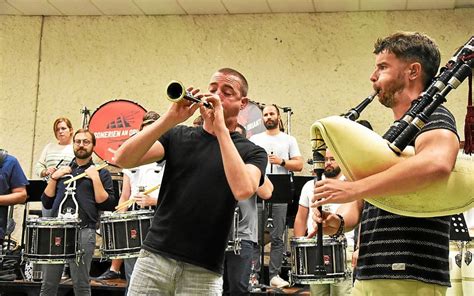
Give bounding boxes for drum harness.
[58,176,84,264]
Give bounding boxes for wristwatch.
[280,159,286,167]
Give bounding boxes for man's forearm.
[0,190,27,206]
[115,118,172,168]
[284,157,304,172]
[217,130,260,200]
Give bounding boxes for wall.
[1,8,473,243]
[1,9,472,178]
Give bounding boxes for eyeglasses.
[74,139,92,146]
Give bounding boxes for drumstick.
[115,198,136,211]
[114,184,161,211]
[63,162,108,185]
[143,184,160,195]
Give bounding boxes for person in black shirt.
[312,32,459,295]
[40,129,116,296]
[115,68,267,295]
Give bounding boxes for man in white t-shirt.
[294,149,352,296]
[249,104,304,288]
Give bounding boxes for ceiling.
[1,0,473,16]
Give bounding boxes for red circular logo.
[89,100,146,163]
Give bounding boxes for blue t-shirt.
[0,154,29,238]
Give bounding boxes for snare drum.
[226,207,241,254]
[23,217,80,264]
[100,210,154,259]
[88,100,146,163]
[290,237,349,285]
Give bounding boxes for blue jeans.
[127,250,223,295]
[223,240,255,295]
[40,228,96,296]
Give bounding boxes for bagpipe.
[310,36,474,218]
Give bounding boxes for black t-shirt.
[142,125,267,274]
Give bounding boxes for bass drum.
[238,101,265,138]
[88,100,147,163]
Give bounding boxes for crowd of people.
[0,31,471,296]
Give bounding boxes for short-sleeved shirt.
[122,161,165,201]
[299,175,354,246]
[250,131,301,174]
[0,154,29,238]
[356,105,458,286]
[142,125,267,274]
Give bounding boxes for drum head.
[238,101,265,138]
[89,100,147,163]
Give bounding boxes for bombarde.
[311,91,377,154]
[310,36,474,217]
[166,80,213,109]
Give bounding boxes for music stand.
[267,174,293,204]
[21,180,48,251]
[257,174,292,282]
[285,176,314,230]
[26,180,47,202]
[292,176,314,204]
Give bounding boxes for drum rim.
[101,209,154,216]
[100,214,154,222]
[101,246,142,253]
[26,218,81,226]
[290,237,341,245]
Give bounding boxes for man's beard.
[378,74,405,108]
[324,166,341,178]
[74,148,93,159]
[264,119,279,130]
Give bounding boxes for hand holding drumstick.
[135,192,158,208]
[115,184,160,211]
[63,162,108,185]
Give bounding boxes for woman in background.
[35,117,75,179]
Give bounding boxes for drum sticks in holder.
[63,162,109,185]
[114,184,161,212]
